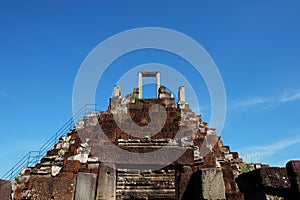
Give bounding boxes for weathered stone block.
[201,168,226,199]
[63,160,81,173]
[203,152,217,168]
[90,168,99,174]
[47,149,60,156]
[286,160,300,199]
[178,166,193,200]
[51,165,62,176]
[0,180,12,200]
[222,162,244,200]
[31,177,76,200]
[182,168,226,200]
[74,173,97,200]
[96,163,116,200]
[236,167,290,200]
[172,148,194,165]
[57,172,74,178]
[236,167,290,193]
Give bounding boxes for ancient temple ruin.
[0,72,299,200]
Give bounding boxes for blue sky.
[1,1,300,175]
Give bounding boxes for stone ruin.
[236,161,300,200]
[0,71,299,200]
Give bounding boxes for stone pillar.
[138,72,142,99]
[75,173,98,200]
[156,72,160,98]
[178,86,186,109]
[178,86,186,103]
[113,85,121,98]
[96,163,116,200]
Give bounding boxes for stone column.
[178,86,186,109]
[138,72,142,99]
[96,163,116,200]
[178,86,186,103]
[156,72,160,98]
[113,85,121,98]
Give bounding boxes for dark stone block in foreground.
[236,167,290,200]
[236,167,290,192]
[286,160,300,200]
[178,166,193,200]
[182,168,226,200]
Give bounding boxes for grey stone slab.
[75,173,98,200]
[201,168,226,200]
[96,163,116,200]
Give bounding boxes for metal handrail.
[1,104,97,181]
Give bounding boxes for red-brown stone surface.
[31,177,76,200]
[57,172,74,179]
[63,160,81,173]
[222,162,244,200]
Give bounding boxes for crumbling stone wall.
[1,86,245,200]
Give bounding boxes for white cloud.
[279,91,300,102]
[233,90,300,108]
[240,135,300,163]
[234,97,270,108]
[253,136,300,155]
